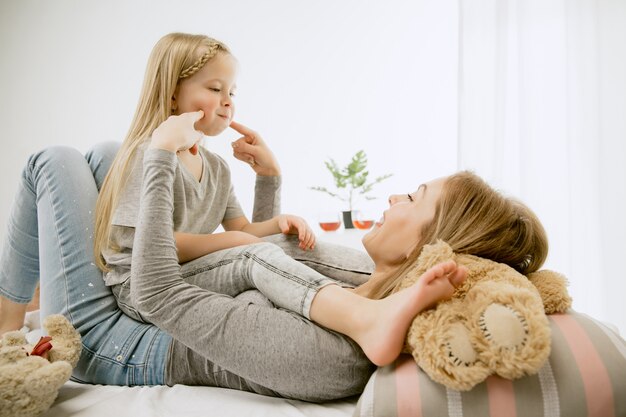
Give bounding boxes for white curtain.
[457,0,626,334]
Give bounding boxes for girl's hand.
[230,121,281,176]
[150,111,204,154]
[277,214,316,250]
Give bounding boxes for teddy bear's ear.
[43,315,82,367]
[418,240,454,269]
[1,331,28,347]
[527,270,573,314]
[397,240,455,291]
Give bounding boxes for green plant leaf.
[310,150,392,209]
[308,186,347,202]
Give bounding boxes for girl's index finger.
[230,120,255,137]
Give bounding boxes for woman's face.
[173,52,238,136]
[362,176,447,268]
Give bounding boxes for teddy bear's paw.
[409,307,491,391]
[446,322,479,367]
[478,303,529,350]
[466,282,552,380]
[435,321,492,391]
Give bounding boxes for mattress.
[21,312,356,417]
[42,382,356,417]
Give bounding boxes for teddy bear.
[398,240,572,391]
[0,314,82,417]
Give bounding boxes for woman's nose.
[388,194,400,206]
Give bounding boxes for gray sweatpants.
[127,148,376,401]
[114,233,372,319]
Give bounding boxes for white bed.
[42,382,356,417]
[21,312,357,417]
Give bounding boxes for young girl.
[96,32,465,367]
[95,33,314,321]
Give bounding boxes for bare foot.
[354,260,467,366]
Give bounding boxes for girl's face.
[362,176,446,268]
[173,52,238,136]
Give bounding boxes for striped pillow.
[354,310,626,417]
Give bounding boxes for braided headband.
[179,44,221,79]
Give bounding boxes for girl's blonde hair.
[367,171,549,299]
[94,33,230,271]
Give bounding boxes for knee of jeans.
[244,241,285,258]
[85,142,120,167]
[85,141,121,190]
[26,146,84,177]
[262,234,300,253]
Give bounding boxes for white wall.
[2,1,624,335]
[0,0,459,234]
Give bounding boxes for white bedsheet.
[24,312,356,417]
[42,382,356,417]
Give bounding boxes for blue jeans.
[0,143,376,399]
[0,143,170,385]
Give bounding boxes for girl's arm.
[229,121,280,176]
[173,213,314,263]
[252,175,281,222]
[174,231,262,263]
[169,119,311,263]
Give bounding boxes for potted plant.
[310,150,392,229]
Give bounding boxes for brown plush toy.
[398,240,572,391]
[0,314,82,417]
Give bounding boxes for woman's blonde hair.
[367,171,549,299]
[94,33,230,271]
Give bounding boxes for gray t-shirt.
[102,144,245,286]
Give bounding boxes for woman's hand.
[277,214,316,250]
[150,111,204,154]
[230,121,281,176]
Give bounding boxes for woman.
[0,144,547,402]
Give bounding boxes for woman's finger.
[230,120,256,137]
